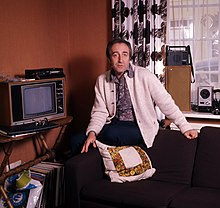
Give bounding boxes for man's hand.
[81,131,97,153]
[184,129,198,139]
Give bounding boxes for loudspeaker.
[197,86,213,107]
[165,66,191,111]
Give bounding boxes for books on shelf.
[30,161,65,208]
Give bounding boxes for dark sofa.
[65,126,220,208]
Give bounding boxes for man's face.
[109,43,130,77]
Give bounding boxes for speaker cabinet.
[165,66,191,111]
[197,86,213,107]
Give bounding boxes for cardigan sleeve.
[145,71,193,133]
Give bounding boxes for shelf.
[170,111,220,131]
[0,116,73,208]
[182,111,220,120]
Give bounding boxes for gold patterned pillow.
[96,140,156,183]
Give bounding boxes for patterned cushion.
[96,140,156,183]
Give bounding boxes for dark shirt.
[110,65,135,121]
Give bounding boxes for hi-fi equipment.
[197,86,213,107]
[212,89,220,115]
[166,45,195,83]
[25,68,65,80]
[166,45,191,66]
[165,66,191,111]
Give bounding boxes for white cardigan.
[86,64,192,147]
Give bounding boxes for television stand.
[0,116,72,208]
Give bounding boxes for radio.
[166,45,190,66]
[166,45,195,83]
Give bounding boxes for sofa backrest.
[145,129,197,185]
[192,126,220,189]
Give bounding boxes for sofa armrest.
[65,148,104,208]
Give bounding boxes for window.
[167,0,220,104]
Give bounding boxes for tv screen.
[22,83,56,119]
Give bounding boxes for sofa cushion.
[192,126,220,189]
[81,179,189,208]
[169,187,220,208]
[96,140,156,183]
[145,129,197,184]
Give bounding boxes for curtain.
[111,0,167,75]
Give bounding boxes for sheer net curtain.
[111,0,167,75]
[167,0,220,104]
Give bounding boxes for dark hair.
[106,38,132,60]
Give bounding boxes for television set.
[0,77,66,126]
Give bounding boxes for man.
[77,38,198,154]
